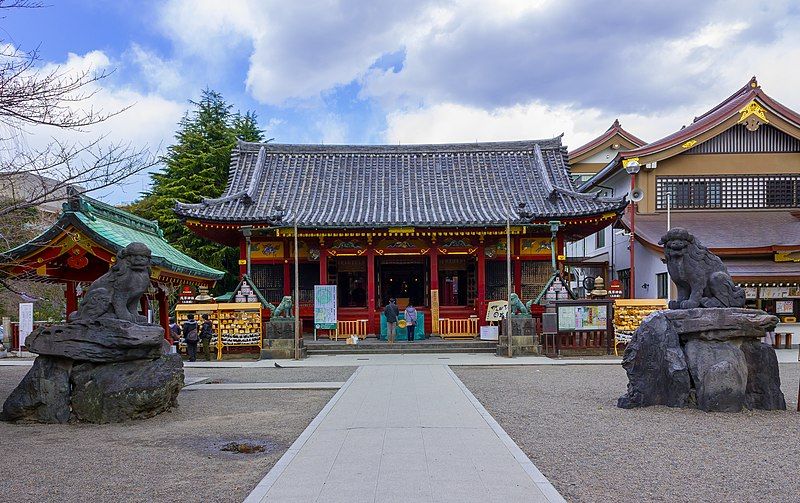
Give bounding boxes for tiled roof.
[618,77,800,159]
[175,138,625,228]
[3,189,224,281]
[621,210,800,252]
[577,77,800,192]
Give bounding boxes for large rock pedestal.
[261,319,307,359]
[618,308,785,412]
[1,320,183,424]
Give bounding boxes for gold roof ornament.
[738,100,769,131]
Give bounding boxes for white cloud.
[90,0,800,166]
[9,50,186,204]
[128,44,186,97]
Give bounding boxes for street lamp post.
[624,159,641,299]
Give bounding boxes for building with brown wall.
[574,77,800,337]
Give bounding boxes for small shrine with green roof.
[1,187,224,338]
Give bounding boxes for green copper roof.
[3,188,224,281]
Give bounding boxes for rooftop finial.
[749,75,759,88]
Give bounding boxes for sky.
[4,0,800,204]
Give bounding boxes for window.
[657,175,800,209]
[656,273,669,299]
[617,269,631,299]
[766,178,796,207]
[595,229,605,249]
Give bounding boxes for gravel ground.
[454,363,800,503]
[0,366,336,503]
[185,365,356,384]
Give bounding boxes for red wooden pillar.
[319,245,327,285]
[430,247,439,291]
[513,236,522,295]
[430,246,440,335]
[367,246,376,334]
[65,281,78,318]
[156,287,170,341]
[477,244,486,324]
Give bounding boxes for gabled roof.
[568,119,646,164]
[2,188,224,281]
[578,77,800,192]
[175,138,626,228]
[618,76,800,160]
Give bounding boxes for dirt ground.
[454,363,800,503]
[0,365,355,503]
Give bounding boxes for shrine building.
[1,188,224,338]
[175,138,625,336]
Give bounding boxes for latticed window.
[657,175,800,209]
[520,261,551,302]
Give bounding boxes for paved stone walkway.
[245,365,563,503]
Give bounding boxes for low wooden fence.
[335,319,368,341]
[439,317,479,339]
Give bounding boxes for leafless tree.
[0,0,157,219]
[0,1,158,305]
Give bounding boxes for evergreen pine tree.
[127,89,264,292]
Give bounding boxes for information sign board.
[314,285,337,329]
[557,304,608,331]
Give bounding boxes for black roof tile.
[175,138,625,228]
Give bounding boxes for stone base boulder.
[1,356,73,423]
[2,321,183,424]
[618,311,691,409]
[26,318,164,362]
[71,354,183,423]
[618,308,785,412]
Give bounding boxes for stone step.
[307,347,497,355]
[306,341,494,351]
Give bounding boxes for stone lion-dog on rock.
[659,227,745,310]
[69,242,153,323]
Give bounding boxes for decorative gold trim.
[738,100,769,124]
[681,140,698,149]
[622,157,640,168]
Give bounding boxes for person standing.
[200,313,214,361]
[383,298,399,343]
[182,313,199,362]
[404,303,417,342]
[169,316,182,354]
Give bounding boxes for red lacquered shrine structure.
[176,138,625,336]
[2,189,224,339]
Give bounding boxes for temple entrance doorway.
[376,256,429,308]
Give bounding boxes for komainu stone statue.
[70,242,153,323]
[508,293,530,318]
[2,242,183,424]
[660,228,746,309]
[619,229,785,412]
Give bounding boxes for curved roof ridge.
[568,119,646,160]
[234,137,565,153]
[693,76,758,123]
